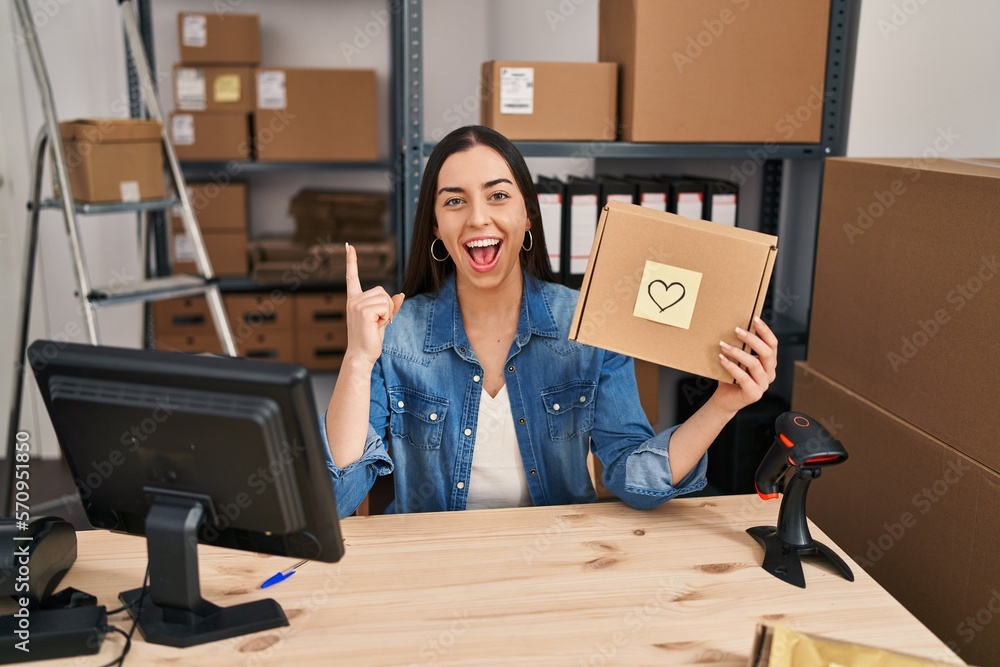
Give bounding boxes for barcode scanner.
[746,412,853,589]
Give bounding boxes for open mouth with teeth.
[464,237,503,272]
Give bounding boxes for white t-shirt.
[466,385,533,510]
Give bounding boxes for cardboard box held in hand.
[569,201,777,383]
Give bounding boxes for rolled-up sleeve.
[589,351,707,509]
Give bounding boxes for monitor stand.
[119,496,288,648]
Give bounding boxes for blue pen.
[261,559,309,588]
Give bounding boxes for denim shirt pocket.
[540,380,597,441]
[388,387,449,450]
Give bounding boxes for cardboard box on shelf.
[177,13,260,66]
[295,329,345,372]
[58,119,165,203]
[249,237,396,285]
[808,158,1000,474]
[155,332,223,355]
[170,182,248,233]
[792,361,1000,666]
[569,201,776,383]
[598,0,830,142]
[289,189,388,243]
[480,61,617,141]
[173,65,255,113]
[226,293,295,333]
[295,293,347,331]
[170,112,250,162]
[254,68,378,162]
[170,219,249,277]
[239,330,296,364]
[153,296,220,336]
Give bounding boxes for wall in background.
[2,0,999,455]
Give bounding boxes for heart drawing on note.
[647,280,686,312]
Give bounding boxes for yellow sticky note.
[633,260,703,330]
[213,75,242,103]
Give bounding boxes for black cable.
[96,565,150,667]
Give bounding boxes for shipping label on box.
[500,67,534,114]
[570,201,776,383]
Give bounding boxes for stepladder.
[4,0,237,513]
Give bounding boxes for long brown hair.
[401,125,555,296]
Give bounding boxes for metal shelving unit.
[127,0,408,349]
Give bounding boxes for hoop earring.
[430,237,450,262]
[521,229,533,253]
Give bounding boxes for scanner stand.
[119,497,288,648]
[747,467,854,589]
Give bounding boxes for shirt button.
[473,375,481,383]
[397,400,405,408]
[457,481,465,490]
[529,469,537,476]
[464,428,472,436]
[553,403,560,411]
[518,418,525,425]
[429,413,438,421]
[507,365,515,372]
[580,396,586,403]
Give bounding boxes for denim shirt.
[322,271,707,518]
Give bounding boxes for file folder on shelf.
[535,176,565,278]
[664,176,708,221]
[564,177,601,288]
[623,175,669,212]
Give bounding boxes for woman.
[323,125,778,518]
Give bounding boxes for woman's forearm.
[325,352,376,470]
[666,393,739,485]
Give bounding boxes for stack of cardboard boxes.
[169,181,250,277]
[793,158,1000,665]
[479,0,831,144]
[170,12,378,162]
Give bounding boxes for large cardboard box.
[58,119,164,203]
[254,68,378,162]
[170,112,250,161]
[226,293,294,333]
[598,0,830,142]
[170,182,247,233]
[569,201,776,383]
[239,330,296,364]
[173,65,255,113]
[480,61,617,141]
[792,362,1000,665]
[177,13,260,66]
[170,219,249,277]
[808,158,1000,473]
[295,293,348,371]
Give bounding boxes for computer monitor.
[28,341,344,648]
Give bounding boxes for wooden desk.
[23,496,961,666]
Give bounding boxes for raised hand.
[714,316,779,412]
[344,243,405,367]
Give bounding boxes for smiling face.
[433,144,530,293]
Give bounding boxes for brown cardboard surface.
[295,328,346,372]
[294,293,347,330]
[239,330,296,364]
[59,119,164,202]
[170,181,247,232]
[226,293,294,332]
[808,158,1000,474]
[598,0,830,142]
[170,222,249,277]
[480,61,617,141]
[173,65,255,113]
[289,189,388,243]
[792,362,1000,666]
[155,332,223,355]
[254,68,378,162]
[177,13,260,66]
[170,112,250,162]
[570,201,777,382]
[153,296,218,335]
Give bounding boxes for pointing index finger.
[345,243,362,297]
